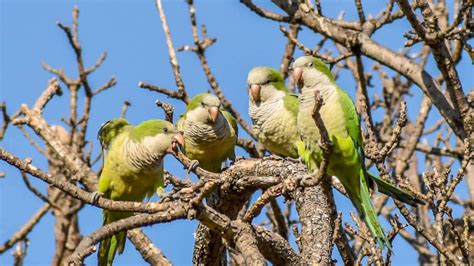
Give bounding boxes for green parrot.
[247,67,303,158]
[97,118,184,266]
[177,93,237,173]
[292,55,425,249]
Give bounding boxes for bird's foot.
[186,160,200,174]
[91,191,104,204]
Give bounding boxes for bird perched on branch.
[177,93,237,172]
[97,118,183,266]
[292,55,425,249]
[247,67,303,158]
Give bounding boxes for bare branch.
[155,100,174,123]
[0,102,10,140]
[120,101,131,118]
[127,229,172,266]
[138,81,189,104]
[243,184,284,222]
[0,204,50,253]
[240,0,291,22]
[155,0,188,102]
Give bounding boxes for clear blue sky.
[1,0,471,265]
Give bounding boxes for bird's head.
[130,120,184,155]
[98,118,131,150]
[186,93,222,124]
[291,56,333,92]
[247,67,287,105]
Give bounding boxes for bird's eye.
[307,62,313,67]
[163,128,168,133]
[201,102,205,107]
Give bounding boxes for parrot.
[177,93,237,173]
[247,67,303,158]
[292,55,425,249]
[97,118,184,266]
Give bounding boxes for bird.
[292,55,425,249]
[247,67,303,158]
[97,118,184,266]
[177,93,237,173]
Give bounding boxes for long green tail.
[368,173,425,206]
[98,210,128,266]
[349,169,392,250]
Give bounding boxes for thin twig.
[155,100,174,123]
[0,203,50,253]
[155,0,188,102]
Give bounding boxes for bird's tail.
[98,210,128,266]
[349,169,392,250]
[368,173,425,206]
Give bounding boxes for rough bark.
[294,178,336,264]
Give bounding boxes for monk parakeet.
[97,118,184,266]
[292,56,424,249]
[177,93,237,173]
[247,67,303,158]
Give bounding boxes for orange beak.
[208,106,219,123]
[168,133,184,152]
[292,67,303,84]
[250,84,261,101]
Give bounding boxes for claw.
[91,191,104,204]
[186,160,200,174]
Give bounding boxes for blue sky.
[1,0,471,265]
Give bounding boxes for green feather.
[129,119,174,142]
[294,55,424,250]
[222,110,238,138]
[368,173,426,206]
[283,94,298,118]
[178,93,237,172]
[312,58,334,82]
[184,93,206,113]
[97,118,176,265]
[248,67,287,93]
[98,118,131,150]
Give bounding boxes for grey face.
[292,56,331,93]
[201,93,221,108]
[188,93,222,124]
[247,67,285,105]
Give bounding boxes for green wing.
[222,110,238,137]
[98,118,131,159]
[176,114,185,133]
[338,87,425,206]
[337,87,362,144]
[283,94,298,118]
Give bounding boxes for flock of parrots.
[96,56,425,265]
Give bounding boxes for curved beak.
[168,133,184,152]
[292,67,303,84]
[208,106,219,123]
[250,84,261,101]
